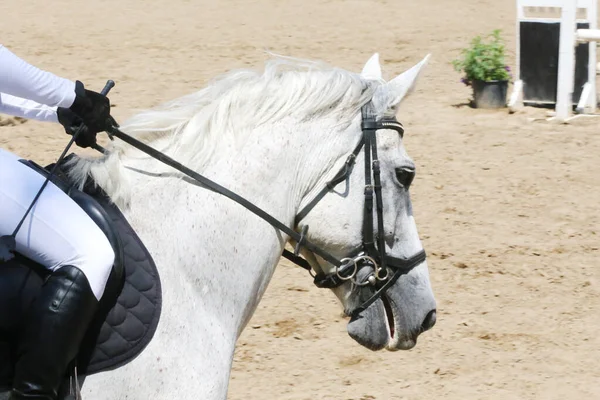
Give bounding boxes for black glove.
[68,80,114,133]
[57,107,98,148]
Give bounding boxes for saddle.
[0,154,162,394]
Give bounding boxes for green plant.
[452,29,512,86]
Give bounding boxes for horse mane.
[66,54,382,207]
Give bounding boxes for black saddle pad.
[0,154,162,383]
[74,186,162,376]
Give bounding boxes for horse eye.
[395,167,415,189]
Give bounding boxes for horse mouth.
[346,286,420,351]
[382,294,418,351]
[382,294,396,340]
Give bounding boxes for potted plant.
[452,29,512,109]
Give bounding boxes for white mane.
[67,55,383,206]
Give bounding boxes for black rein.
[88,92,426,317]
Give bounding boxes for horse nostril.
[421,310,437,332]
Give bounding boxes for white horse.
[1,52,436,399]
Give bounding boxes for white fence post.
[555,1,578,121]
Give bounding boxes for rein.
[89,81,426,317]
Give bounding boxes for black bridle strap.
[369,127,387,273]
[281,248,312,271]
[294,139,365,225]
[104,126,345,267]
[361,111,377,257]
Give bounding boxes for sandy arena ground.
[1,0,599,399]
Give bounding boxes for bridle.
[281,101,426,317]
[58,81,427,319]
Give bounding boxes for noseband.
[283,102,426,317]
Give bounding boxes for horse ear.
[361,53,382,80]
[379,54,431,109]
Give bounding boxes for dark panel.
[520,21,589,105]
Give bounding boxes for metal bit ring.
[350,255,379,286]
[336,257,358,281]
[375,265,389,281]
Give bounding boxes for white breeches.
[0,148,114,300]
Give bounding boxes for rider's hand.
[68,80,115,133]
[57,107,98,148]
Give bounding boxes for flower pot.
[471,79,508,108]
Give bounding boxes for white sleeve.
[0,44,76,109]
[0,92,58,122]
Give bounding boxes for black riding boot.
[10,265,99,400]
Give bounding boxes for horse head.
[293,53,436,351]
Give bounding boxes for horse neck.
[110,116,351,339]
